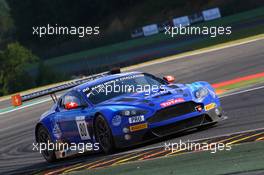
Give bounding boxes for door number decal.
[76,116,91,140]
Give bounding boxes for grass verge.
[67,141,264,175]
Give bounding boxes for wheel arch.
[35,122,53,143]
[35,123,44,142]
[93,112,105,133]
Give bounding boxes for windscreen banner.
[202,8,221,21]
[131,28,144,38]
[142,24,159,36]
[188,12,204,24]
[173,16,190,27]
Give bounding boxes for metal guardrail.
[21,72,108,102]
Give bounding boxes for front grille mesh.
[147,102,197,124]
[151,115,205,136]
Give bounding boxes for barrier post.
[11,94,22,107]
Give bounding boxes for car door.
[56,90,94,144]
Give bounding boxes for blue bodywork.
[35,71,223,157]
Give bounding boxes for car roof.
[74,71,142,91]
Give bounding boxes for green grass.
[45,7,264,68]
[68,141,264,175]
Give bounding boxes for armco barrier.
[21,72,108,102]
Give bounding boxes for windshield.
[82,73,167,104]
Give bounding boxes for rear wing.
[21,68,121,102]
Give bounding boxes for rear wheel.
[94,115,115,154]
[37,125,57,162]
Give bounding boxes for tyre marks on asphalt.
[110,149,156,166]
[228,132,264,145]
[44,159,106,175]
[40,128,264,175]
[59,159,105,174]
[139,149,169,160]
[43,151,151,174]
[87,152,137,169]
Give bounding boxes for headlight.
[120,109,148,116]
[195,87,208,99]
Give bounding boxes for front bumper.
[114,106,227,148]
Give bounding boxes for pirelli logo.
[130,123,148,132]
[205,103,216,111]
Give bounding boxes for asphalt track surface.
[0,39,264,175]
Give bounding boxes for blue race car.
[35,70,226,162]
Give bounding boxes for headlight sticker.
[128,115,145,124]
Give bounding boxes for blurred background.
[0,0,263,95]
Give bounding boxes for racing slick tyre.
[197,122,217,131]
[37,125,57,163]
[94,115,116,154]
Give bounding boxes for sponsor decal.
[205,103,216,111]
[130,123,148,132]
[129,115,145,124]
[160,98,185,107]
[112,115,122,126]
[52,123,62,139]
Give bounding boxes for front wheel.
[37,125,57,162]
[94,115,116,154]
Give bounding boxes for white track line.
[219,85,264,98]
[0,98,51,115]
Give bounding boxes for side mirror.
[163,75,175,83]
[65,102,79,110]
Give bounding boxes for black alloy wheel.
[37,126,57,162]
[95,115,115,154]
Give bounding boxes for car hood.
[97,84,194,110]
